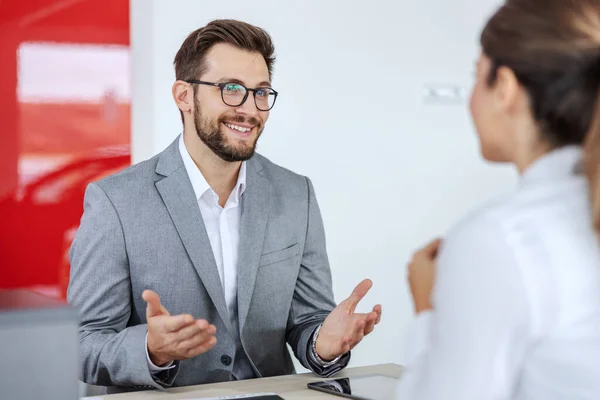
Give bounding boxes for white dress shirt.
[147,135,254,379]
[396,146,600,400]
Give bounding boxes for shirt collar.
[178,134,247,203]
[520,145,583,186]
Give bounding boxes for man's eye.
[225,84,243,93]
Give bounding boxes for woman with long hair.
[397,1,600,398]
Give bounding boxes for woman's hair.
[481,0,600,231]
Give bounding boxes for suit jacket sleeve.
[285,177,350,375]
[67,183,179,389]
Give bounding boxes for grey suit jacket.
[67,137,349,392]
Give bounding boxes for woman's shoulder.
[444,193,516,243]
[442,177,592,271]
[445,177,588,243]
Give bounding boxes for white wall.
[131,0,515,371]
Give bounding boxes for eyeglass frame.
[185,79,279,111]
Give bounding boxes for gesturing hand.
[315,279,382,361]
[142,290,217,366]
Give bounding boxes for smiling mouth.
[223,122,254,133]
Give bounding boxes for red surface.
[0,0,131,298]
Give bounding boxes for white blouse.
[396,146,600,400]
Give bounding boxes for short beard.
[193,96,263,162]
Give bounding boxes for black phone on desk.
[307,374,400,400]
[198,394,284,399]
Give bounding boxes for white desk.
[84,363,402,399]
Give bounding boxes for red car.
[0,146,130,298]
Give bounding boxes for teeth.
[225,123,251,133]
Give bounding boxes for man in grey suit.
[68,19,381,392]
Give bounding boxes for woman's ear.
[492,65,521,115]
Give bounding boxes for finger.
[177,329,217,354]
[421,238,442,258]
[142,290,169,318]
[373,304,382,324]
[364,319,376,335]
[175,320,216,342]
[344,279,373,313]
[363,312,378,335]
[195,320,217,335]
[352,311,377,323]
[182,336,218,359]
[163,314,195,332]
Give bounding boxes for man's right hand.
[142,290,217,366]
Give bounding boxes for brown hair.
[481,0,600,231]
[173,19,276,121]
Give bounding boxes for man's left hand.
[315,279,382,361]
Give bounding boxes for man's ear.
[173,80,193,114]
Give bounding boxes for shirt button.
[221,354,232,366]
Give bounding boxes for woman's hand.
[408,238,442,313]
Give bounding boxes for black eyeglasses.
[186,80,278,111]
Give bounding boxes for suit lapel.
[237,157,271,331]
[154,137,233,336]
